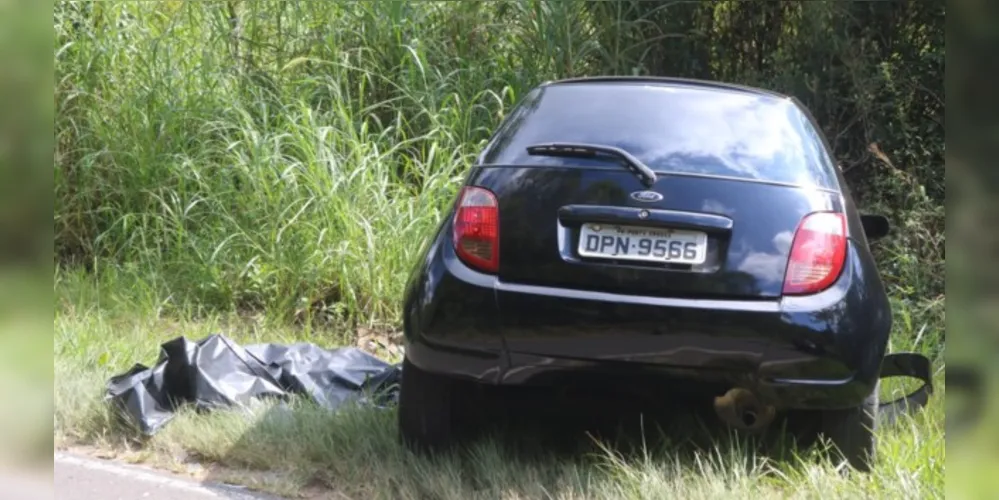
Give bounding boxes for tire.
[397,356,478,454]
[820,383,879,472]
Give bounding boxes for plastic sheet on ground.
[105,333,933,436]
[105,334,401,435]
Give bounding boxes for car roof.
[541,76,790,101]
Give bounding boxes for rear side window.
[479,83,839,190]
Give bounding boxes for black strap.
[878,352,934,426]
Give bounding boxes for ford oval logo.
[630,190,663,203]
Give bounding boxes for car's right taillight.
[782,211,847,295]
[452,186,499,273]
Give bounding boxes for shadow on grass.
[172,382,847,499]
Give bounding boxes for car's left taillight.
[782,211,847,295]
[452,186,499,273]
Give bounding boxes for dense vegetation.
[54,0,944,341]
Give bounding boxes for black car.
[397,76,903,470]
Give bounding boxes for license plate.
[577,223,708,265]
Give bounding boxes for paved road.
[54,453,282,500]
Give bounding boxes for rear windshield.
[479,82,839,189]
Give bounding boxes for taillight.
[782,212,847,295]
[452,186,499,273]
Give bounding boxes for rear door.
[471,80,844,300]
[472,166,839,299]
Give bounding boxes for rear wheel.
[397,356,479,454]
[820,385,879,472]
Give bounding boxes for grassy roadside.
[55,267,944,499]
[53,2,944,497]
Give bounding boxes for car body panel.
[401,77,894,411]
[402,214,890,409]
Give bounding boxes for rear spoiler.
[877,352,935,426]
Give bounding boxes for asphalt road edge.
[54,452,283,499]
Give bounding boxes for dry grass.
[55,269,944,500]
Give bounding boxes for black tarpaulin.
[106,333,934,436]
[106,334,401,435]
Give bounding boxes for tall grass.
[55,1,943,334]
[56,1,525,327]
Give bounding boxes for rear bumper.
[405,340,872,410]
[403,228,891,411]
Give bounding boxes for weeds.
[54,1,943,329]
[54,1,943,498]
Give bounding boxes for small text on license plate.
[577,223,708,265]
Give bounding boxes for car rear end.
[403,78,892,414]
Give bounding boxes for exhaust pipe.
[713,388,776,433]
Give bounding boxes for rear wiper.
[525,142,657,188]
